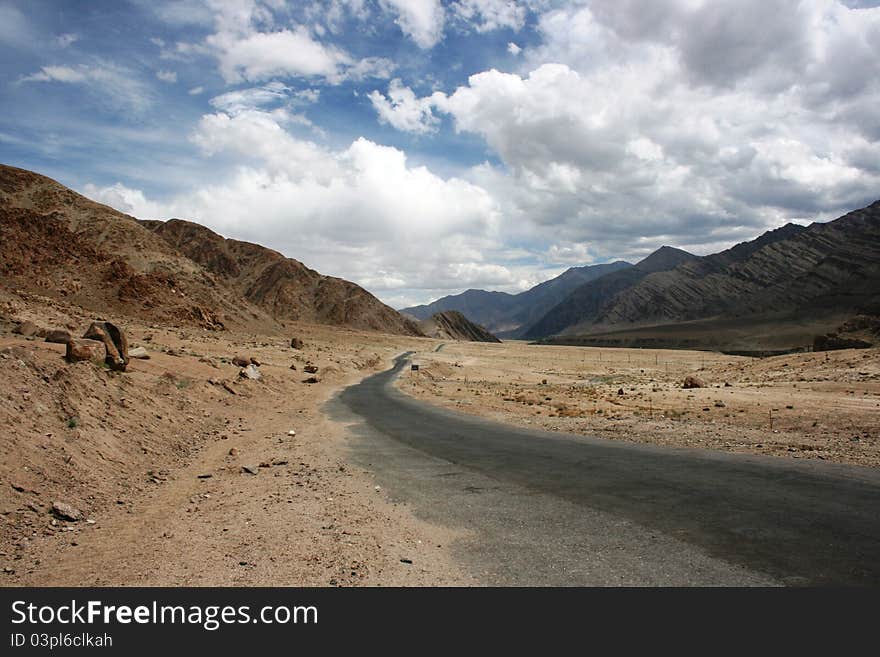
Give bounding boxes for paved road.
[334,353,880,586]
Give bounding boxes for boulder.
[44,329,72,344]
[231,356,250,367]
[83,321,129,371]
[303,376,320,384]
[290,337,304,350]
[239,364,261,380]
[304,364,318,374]
[682,376,705,389]
[65,339,105,364]
[12,320,38,337]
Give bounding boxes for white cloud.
[379,0,445,48]
[367,1,880,261]
[156,70,178,83]
[368,79,442,134]
[188,85,205,95]
[507,41,521,55]
[452,0,527,33]
[83,107,507,306]
[20,63,154,113]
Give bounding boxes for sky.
[1,1,879,309]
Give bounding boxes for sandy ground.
[0,289,468,586]
[398,341,880,468]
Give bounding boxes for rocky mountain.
[0,164,252,330]
[0,164,421,336]
[522,246,696,339]
[144,219,421,335]
[530,200,880,348]
[418,311,501,343]
[402,261,631,336]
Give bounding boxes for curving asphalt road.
[334,353,880,586]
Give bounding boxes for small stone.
[290,337,304,349]
[44,329,72,344]
[13,320,38,337]
[241,465,259,475]
[51,501,83,522]
[304,364,318,374]
[682,376,705,389]
[228,447,239,456]
[239,364,261,380]
[303,376,319,384]
[232,356,250,367]
[288,430,296,436]
[197,474,212,479]
[128,346,150,359]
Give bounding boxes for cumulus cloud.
[507,41,521,55]
[368,79,443,134]
[83,106,510,307]
[378,0,445,48]
[156,69,177,83]
[369,1,880,261]
[451,0,528,33]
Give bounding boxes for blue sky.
[2,1,879,308]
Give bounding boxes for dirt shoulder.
[397,341,880,468]
[0,290,466,586]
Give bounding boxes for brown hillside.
[0,165,264,330]
[145,218,422,336]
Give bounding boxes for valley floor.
[398,341,880,468]
[3,285,878,587]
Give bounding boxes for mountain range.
[401,261,631,337]
[406,201,880,350]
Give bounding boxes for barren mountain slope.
[146,218,422,336]
[523,246,696,339]
[0,164,270,331]
[419,311,502,342]
[593,202,880,328]
[401,261,631,336]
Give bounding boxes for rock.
[290,337,304,349]
[232,356,250,367]
[197,474,212,479]
[51,501,83,522]
[44,329,71,344]
[304,364,318,374]
[65,339,105,364]
[617,388,625,396]
[682,376,705,389]
[128,346,150,359]
[249,357,261,366]
[239,364,261,380]
[303,376,319,384]
[287,430,296,436]
[714,400,726,408]
[13,320,38,337]
[289,363,297,370]
[228,447,239,456]
[813,333,872,352]
[83,321,129,371]
[241,464,258,475]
